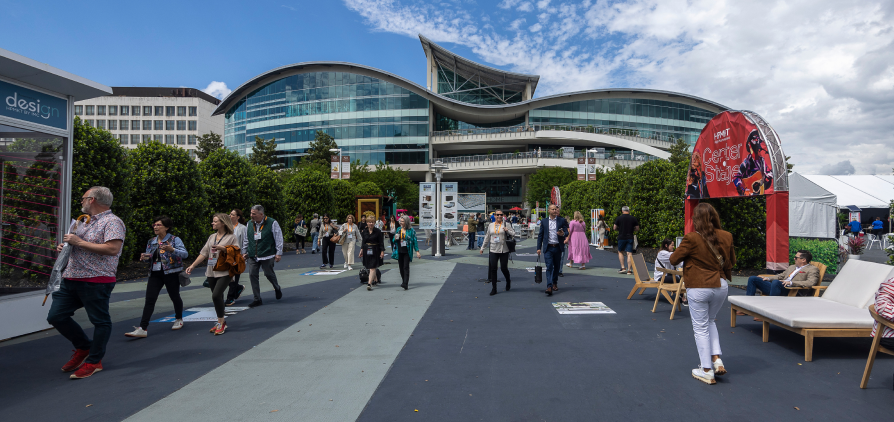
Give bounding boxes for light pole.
[329,148,342,179]
[430,160,448,257]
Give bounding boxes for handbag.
[178,271,191,287]
[506,237,517,253]
[696,232,725,268]
[295,226,307,237]
[534,255,543,284]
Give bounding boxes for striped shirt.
[872,276,894,338]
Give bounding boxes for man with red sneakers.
[48,186,125,379]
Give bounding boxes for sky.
[2,0,892,175]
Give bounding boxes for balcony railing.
[439,150,658,168]
[430,124,678,146]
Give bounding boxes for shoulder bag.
[178,271,191,287]
[295,225,307,237]
[696,232,725,268]
[534,254,543,284]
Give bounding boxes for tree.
[198,149,255,218]
[525,167,576,208]
[283,168,332,220]
[196,132,223,161]
[366,163,416,208]
[330,179,356,222]
[303,130,338,169]
[668,137,691,166]
[249,136,278,168]
[355,181,383,196]
[348,159,372,184]
[252,164,285,223]
[785,155,794,174]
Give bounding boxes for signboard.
[587,158,598,181]
[590,208,606,246]
[562,147,575,159]
[687,111,779,199]
[576,158,586,181]
[341,155,350,179]
[330,156,340,179]
[550,186,561,209]
[457,193,486,213]
[441,182,458,230]
[1,79,68,130]
[419,183,436,230]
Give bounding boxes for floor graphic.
[151,307,249,322]
[300,269,347,276]
[552,302,616,314]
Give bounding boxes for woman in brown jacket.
[670,203,736,385]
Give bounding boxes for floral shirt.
[872,276,894,338]
[62,210,126,282]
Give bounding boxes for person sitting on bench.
[745,250,819,296]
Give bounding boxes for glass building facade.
[436,67,525,106]
[224,71,430,167]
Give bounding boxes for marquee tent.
[789,173,838,238]
[801,175,894,209]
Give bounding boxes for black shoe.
[329,265,333,269]
[234,285,245,301]
[490,287,497,296]
[558,273,564,277]
[311,250,316,254]
[320,264,327,269]
[401,284,408,290]
[505,280,511,291]
[225,298,236,306]
[248,300,262,308]
[275,288,282,300]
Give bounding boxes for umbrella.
[44,215,90,305]
[509,207,523,211]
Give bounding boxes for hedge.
[330,179,357,222]
[199,148,255,219]
[252,164,285,224]
[789,238,838,275]
[284,168,332,220]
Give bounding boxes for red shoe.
[214,321,227,335]
[61,349,90,372]
[70,361,103,379]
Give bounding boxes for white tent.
[789,173,838,238]
[801,175,894,209]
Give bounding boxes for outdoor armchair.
[652,268,685,320]
[860,304,894,389]
[627,254,661,300]
[756,261,827,297]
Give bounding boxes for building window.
[85,105,94,115]
[97,106,106,115]
[131,120,139,130]
[118,134,127,144]
[154,120,164,131]
[177,106,186,116]
[165,135,174,144]
[177,120,186,131]
[188,149,197,159]
[142,134,151,143]
[74,105,83,116]
[96,120,105,129]
[154,134,162,142]
[166,121,175,131]
[143,106,152,116]
[166,106,175,117]
[109,106,117,116]
[155,106,164,116]
[177,135,186,145]
[143,120,152,130]
[188,135,197,145]
[119,120,128,130]
[108,120,117,130]
[189,106,197,116]
[188,120,197,131]
[132,134,141,145]
[120,106,128,116]
[85,119,93,127]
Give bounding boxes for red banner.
[687,111,775,199]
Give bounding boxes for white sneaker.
[343,263,347,269]
[713,359,726,376]
[125,327,147,338]
[566,263,572,267]
[348,265,353,270]
[171,319,184,331]
[691,368,716,384]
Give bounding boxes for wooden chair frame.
[652,268,685,320]
[860,305,894,389]
[627,254,660,300]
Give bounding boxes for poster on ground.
[552,302,616,315]
[151,307,249,323]
[300,270,346,276]
[419,183,436,230]
[441,182,458,230]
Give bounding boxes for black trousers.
[488,252,511,283]
[468,231,476,249]
[295,235,306,249]
[398,251,411,287]
[226,273,242,301]
[321,237,336,265]
[139,271,184,330]
[207,275,232,318]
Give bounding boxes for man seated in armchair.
[745,250,819,296]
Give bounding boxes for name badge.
[208,251,218,267]
[152,262,162,271]
[493,235,501,243]
[347,234,353,240]
[367,248,374,255]
[254,232,261,240]
[401,240,407,247]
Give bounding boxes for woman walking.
[595,215,608,250]
[480,210,515,296]
[185,214,239,335]
[387,215,398,250]
[392,216,421,290]
[566,211,592,270]
[125,216,188,338]
[292,214,308,254]
[339,214,360,270]
[225,209,247,306]
[670,203,735,384]
[318,214,338,269]
[360,214,385,290]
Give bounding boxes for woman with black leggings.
[318,214,338,269]
[125,216,188,339]
[185,213,238,335]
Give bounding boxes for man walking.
[467,214,477,250]
[48,186,125,379]
[243,205,284,307]
[309,213,320,254]
[613,206,639,274]
[477,213,487,249]
[537,205,568,296]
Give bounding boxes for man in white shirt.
[744,250,820,296]
[242,205,284,307]
[536,205,569,296]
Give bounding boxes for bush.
[557,180,600,237]
[526,167,576,208]
[703,196,767,270]
[198,149,255,218]
[284,168,332,219]
[130,142,209,256]
[355,181,383,196]
[789,238,838,275]
[594,165,632,244]
[330,179,356,222]
[628,160,686,248]
[251,164,285,224]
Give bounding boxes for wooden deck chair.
[627,254,660,300]
[653,268,686,320]
[860,304,894,389]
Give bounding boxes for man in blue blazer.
[537,204,569,296]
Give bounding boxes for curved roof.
[212,61,730,124]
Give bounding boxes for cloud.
[819,160,856,175]
[343,0,894,175]
[281,4,297,11]
[518,2,534,12]
[203,81,232,100]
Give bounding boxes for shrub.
[130,142,209,255]
[557,180,599,237]
[594,165,632,244]
[330,179,356,222]
[251,164,285,224]
[627,160,686,248]
[198,149,255,218]
[284,168,332,219]
[703,196,767,270]
[355,181,383,196]
[789,238,839,274]
[526,167,576,208]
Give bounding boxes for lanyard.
[494,222,502,234]
[254,217,267,234]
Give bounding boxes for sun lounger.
[729,260,894,361]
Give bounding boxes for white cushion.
[821,260,894,309]
[729,296,874,329]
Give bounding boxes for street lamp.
[430,160,448,257]
[329,148,342,179]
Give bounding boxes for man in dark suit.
[537,204,569,296]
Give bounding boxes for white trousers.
[342,242,355,265]
[687,278,728,369]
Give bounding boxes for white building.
[74,87,224,158]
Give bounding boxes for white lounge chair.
[729,260,894,362]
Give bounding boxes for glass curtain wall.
[436,67,524,106]
[224,72,430,167]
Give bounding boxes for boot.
[505,279,511,291]
[490,280,497,296]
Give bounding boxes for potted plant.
[847,236,865,260]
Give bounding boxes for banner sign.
[562,147,575,158]
[441,182,458,230]
[576,158,586,181]
[0,79,68,130]
[419,183,436,230]
[687,111,777,199]
[550,186,561,209]
[457,193,486,213]
[587,158,597,181]
[341,155,350,179]
[330,156,340,179]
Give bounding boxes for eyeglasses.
[81,196,94,202]
[495,214,504,216]
[152,223,164,227]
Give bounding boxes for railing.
[430,124,678,146]
[439,150,658,169]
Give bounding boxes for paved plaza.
[1,238,892,421]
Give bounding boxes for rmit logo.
[5,92,59,120]
[714,128,730,141]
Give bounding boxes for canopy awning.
[789,172,838,238]
[801,175,894,209]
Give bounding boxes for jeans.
[688,279,728,369]
[311,232,320,252]
[321,237,336,266]
[47,279,115,364]
[207,275,232,318]
[488,251,511,283]
[468,231,476,249]
[398,251,411,287]
[559,245,568,274]
[248,258,281,302]
[746,276,785,296]
[543,245,562,288]
[139,271,183,330]
[477,230,485,248]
